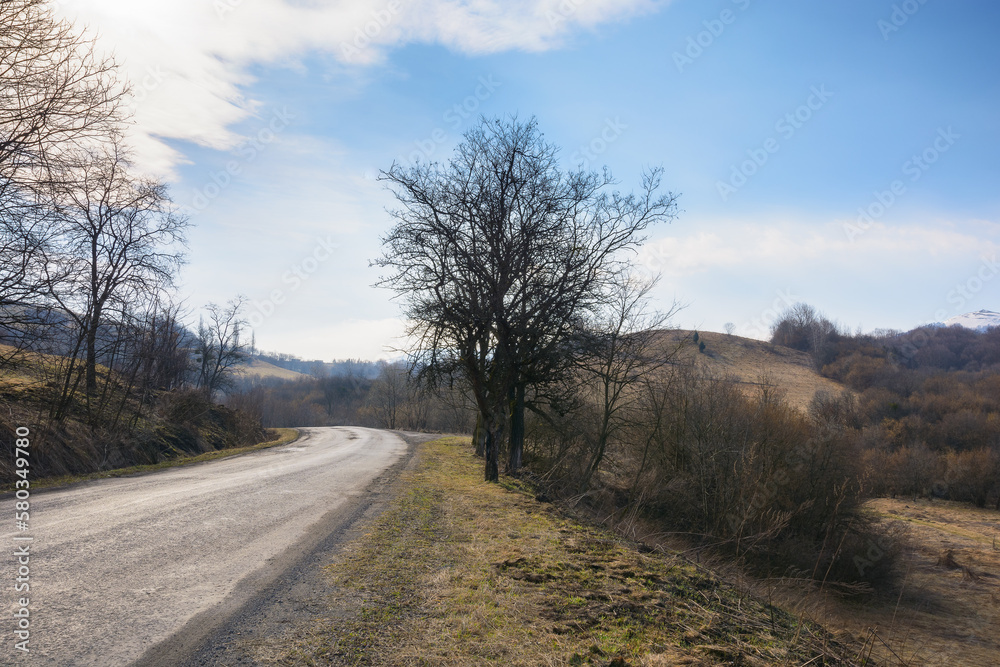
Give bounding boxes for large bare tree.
[49,140,187,406]
[0,0,126,366]
[376,116,679,481]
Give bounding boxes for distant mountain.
[940,309,1000,332]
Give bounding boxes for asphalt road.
[1,427,409,666]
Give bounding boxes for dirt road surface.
[1,427,410,666]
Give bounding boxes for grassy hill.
[235,356,312,381]
[657,330,849,411]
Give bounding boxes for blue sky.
[58,0,1000,360]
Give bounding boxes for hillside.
[235,357,312,381]
[656,330,849,411]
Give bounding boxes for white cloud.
[53,0,665,177]
[638,216,1000,279]
[260,318,411,361]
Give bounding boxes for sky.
[52,0,1000,361]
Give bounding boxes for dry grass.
[254,436,857,666]
[236,357,312,381]
[758,498,1000,666]
[656,331,848,412]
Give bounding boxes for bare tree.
[366,361,408,429]
[0,0,126,367]
[195,297,250,398]
[575,272,681,491]
[48,140,187,403]
[377,115,679,481]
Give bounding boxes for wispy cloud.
[638,217,1000,278]
[54,0,666,176]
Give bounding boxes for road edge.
[133,429,434,667]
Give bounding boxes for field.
[814,498,1000,666]
[236,356,312,381]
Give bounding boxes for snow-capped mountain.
[941,309,1000,332]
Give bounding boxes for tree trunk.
[484,425,501,482]
[85,318,99,396]
[473,412,486,457]
[508,383,525,473]
[483,409,505,482]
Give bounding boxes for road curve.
[1,427,408,666]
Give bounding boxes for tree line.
[768,303,1000,508]
[1,2,256,475]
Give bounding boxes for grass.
[804,498,1000,666]
[247,436,856,666]
[0,427,299,494]
[657,330,849,412]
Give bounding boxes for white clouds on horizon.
[638,216,1000,279]
[53,0,665,177]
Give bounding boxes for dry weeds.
[758,498,1000,666]
[256,436,857,666]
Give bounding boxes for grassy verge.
[2,427,299,494]
[262,436,857,666]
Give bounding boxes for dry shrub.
[527,367,904,590]
[943,447,1000,508]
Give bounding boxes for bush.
[527,366,901,589]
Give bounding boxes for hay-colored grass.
[252,437,855,666]
[655,330,849,412]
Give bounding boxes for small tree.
[574,272,680,491]
[195,297,249,398]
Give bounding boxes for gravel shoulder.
[167,431,436,667]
